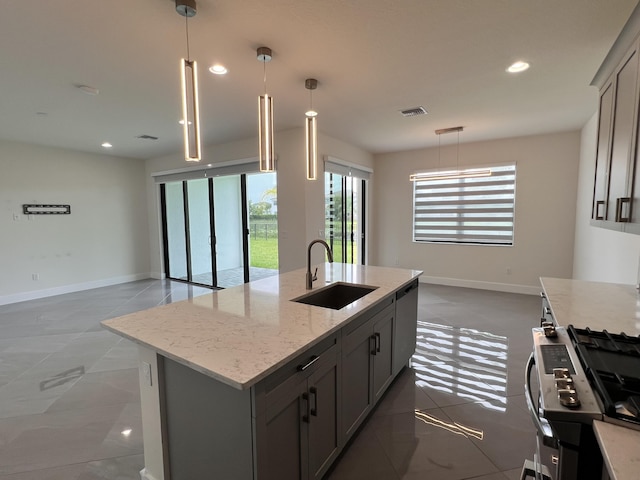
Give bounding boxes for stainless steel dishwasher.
[393,279,419,374]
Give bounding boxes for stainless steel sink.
[292,282,378,310]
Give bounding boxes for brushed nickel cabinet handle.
[595,200,605,220]
[297,355,320,372]
[615,197,631,222]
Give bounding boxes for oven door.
[524,353,558,480]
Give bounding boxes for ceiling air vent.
[400,106,428,117]
[137,134,159,140]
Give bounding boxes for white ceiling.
[0,0,638,160]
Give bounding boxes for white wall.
[0,139,150,304]
[372,132,581,294]
[145,128,373,278]
[573,113,640,283]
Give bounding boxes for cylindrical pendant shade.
[305,116,317,180]
[258,94,275,172]
[180,58,201,161]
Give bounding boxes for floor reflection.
[415,409,484,440]
[412,320,508,412]
[189,266,278,288]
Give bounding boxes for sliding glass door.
[163,182,189,281]
[161,172,278,288]
[187,178,214,286]
[325,172,366,264]
[212,175,246,288]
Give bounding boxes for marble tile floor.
[186,266,279,289]
[0,280,541,479]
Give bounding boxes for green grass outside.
[248,220,360,269]
[250,237,279,269]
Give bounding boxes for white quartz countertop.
[594,420,640,480]
[102,263,421,390]
[540,277,640,480]
[540,277,640,335]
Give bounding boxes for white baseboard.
[0,273,152,306]
[140,468,160,480]
[419,275,540,295]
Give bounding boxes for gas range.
[532,323,640,429]
[525,323,640,479]
[568,325,640,430]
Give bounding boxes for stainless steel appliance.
[523,323,640,479]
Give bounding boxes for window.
[412,164,516,245]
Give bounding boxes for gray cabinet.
[341,299,395,440]
[591,33,640,233]
[255,335,341,480]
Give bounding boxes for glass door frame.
[160,180,218,288]
[325,173,367,265]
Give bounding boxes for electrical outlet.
[141,362,152,386]
[506,267,512,275]
[13,213,20,221]
[32,273,39,281]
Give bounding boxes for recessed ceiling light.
[101,142,113,148]
[507,61,530,73]
[209,64,228,75]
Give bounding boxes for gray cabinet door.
[341,302,396,440]
[262,378,308,480]
[341,316,375,440]
[607,47,639,222]
[593,81,615,221]
[372,308,394,403]
[259,341,340,480]
[308,349,341,480]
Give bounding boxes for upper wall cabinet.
[591,4,640,234]
[593,44,640,227]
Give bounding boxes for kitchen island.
[102,263,422,480]
[540,277,640,480]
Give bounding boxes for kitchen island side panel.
[163,357,255,480]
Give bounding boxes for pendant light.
[176,0,201,162]
[409,126,491,181]
[304,78,318,180]
[257,47,275,172]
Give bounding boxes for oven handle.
[525,353,558,449]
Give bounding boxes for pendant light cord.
[437,133,441,172]
[263,60,267,95]
[456,130,460,171]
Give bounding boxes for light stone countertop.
[540,277,640,480]
[594,420,640,480]
[540,277,640,335]
[102,263,421,390]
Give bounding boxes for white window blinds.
[412,164,516,245]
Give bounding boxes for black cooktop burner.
[568,325,640,426]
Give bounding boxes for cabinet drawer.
[254,334,339,415]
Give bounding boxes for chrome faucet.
[306,239,334,289]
